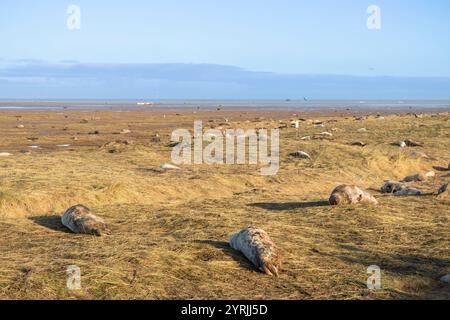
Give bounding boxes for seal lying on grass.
[350,141,367,147]
[437,182,449,199]
[380,181,422,196]
[229,227,282,276]
[402,171,435,182]
[329,185,378,205]
[404,139,423,147]
[394,187,422,196]
[289,151,311,160]
[61,205,109,236]
[381,181,405,194]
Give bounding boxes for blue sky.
[1,0,450,75]
[0,1,449,98]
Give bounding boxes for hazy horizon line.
[2,61,450,100]
[2,59,450,79]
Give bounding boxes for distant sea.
[1,100,450,112]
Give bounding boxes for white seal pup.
[0,152,12,157]
[329,185,378,205]
[61,205,109,236]
[229,227,282,277]
[160,163,181,170]
[120,129,132,134]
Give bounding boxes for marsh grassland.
[0,108,449,300]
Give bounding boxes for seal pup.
[289,151,311,160]
[404,139,423,147]
[393,141,407,148]
[0,152,12,157]
[436,182,449,199]
[402,171,435,182]
[229,227,282,276]
[329,185,378,205]
[61,205,109,236]
[394,187,422,196]
[350,141,367,147]
[120,129,132,134]
[160,163,181,170]
[381,181,405,194]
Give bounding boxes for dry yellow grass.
[0,109,449,299]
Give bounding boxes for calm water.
[1,100,450,111]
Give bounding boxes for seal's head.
[329,193,343,205]
[381,181,403,194]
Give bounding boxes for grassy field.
[0,109,449,300]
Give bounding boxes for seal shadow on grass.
[248,200,329,211]
[28,215,72,233]
[433,166,450,172]
[193,240,257,272]
[317,244,450,299]
[321,244,450,278]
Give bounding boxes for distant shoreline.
[1,99,450,113]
